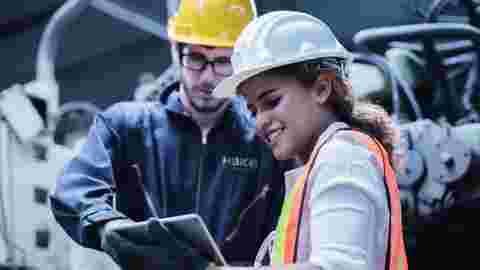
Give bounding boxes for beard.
[181,78,226,113]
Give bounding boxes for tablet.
[151,214,227,266]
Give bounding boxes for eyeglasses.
[181,53,233,76]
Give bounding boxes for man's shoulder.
[101,101,167,128]
[228,97,256,131]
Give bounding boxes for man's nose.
[199,63,216,84]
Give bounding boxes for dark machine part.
[353,22,480,124]
[425,0,480,124]
[396,120,480,216]
[394,120,480,268]
[404,129,480,269]
[352,7,480,267]
[426,0,480,27]
[352,53,424,122]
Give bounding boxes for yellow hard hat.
[168,0,257,48]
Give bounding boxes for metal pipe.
[167,0,180,18]
[90,0,168,40]
[453,123,480,155]
[36,0,92,83]
[35,0,92,132]
[353,53,424,121]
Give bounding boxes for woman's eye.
[265,97,281,109]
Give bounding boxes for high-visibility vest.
[271,129,408,270]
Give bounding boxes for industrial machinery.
[0,0,179,269]
[351,0,480,266]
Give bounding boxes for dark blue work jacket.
[50,82,288,264]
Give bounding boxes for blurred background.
[0,0,430,108]
[0,0,479,269]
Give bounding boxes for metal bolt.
[441,152,455,169]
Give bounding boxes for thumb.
[113,220,152,244]
[146,218,176,244]
[147,219,205,257]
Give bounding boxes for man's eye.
[214,57,231,64]
[189,54,205,63]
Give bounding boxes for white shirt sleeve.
[308,139,389,270]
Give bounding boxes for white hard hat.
[213,10,353,98]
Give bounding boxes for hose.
[353,53,423,121]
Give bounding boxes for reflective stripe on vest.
[271,130,408,270]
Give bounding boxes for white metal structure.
[0,0,178,269]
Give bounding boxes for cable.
[427,0,453,21]
[353,53,423,121]
[389,60,424,120]
[463,57,479,112]
[353,53,400,120]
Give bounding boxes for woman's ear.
[311,77,332,106]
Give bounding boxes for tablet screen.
[152,214,227,266]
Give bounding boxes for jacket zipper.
[195,143,206,213]
[132,163,160,218]
[194,122,269,244]
[195,130,208,213]
[223,184,271,243]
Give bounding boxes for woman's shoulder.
[309,130,388,202]
[316,130,382,171]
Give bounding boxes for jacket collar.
[160,81,255,138]
[159,81,185,115]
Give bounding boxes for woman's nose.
[255,112,272,141]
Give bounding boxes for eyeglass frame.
[179,50,234,76]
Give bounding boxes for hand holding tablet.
[147,213,228,266]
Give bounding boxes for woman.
[211,10,408,270]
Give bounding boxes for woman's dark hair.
[259,58,400,164]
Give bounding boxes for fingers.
[102,227,211,270]
[147,218,207,258]
[146,218,176,244]
[102,231,138,268]
[104,230,144,257]
[113,220,152,245]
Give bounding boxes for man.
[49,0,288,269]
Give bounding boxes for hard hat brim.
[168,26,235,48]
[213,50,351,99]
[213,65,271,99]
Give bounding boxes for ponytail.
[329,78,399,164]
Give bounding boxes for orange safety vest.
[272,130,408,270]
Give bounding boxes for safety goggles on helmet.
[301,57,351,80]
